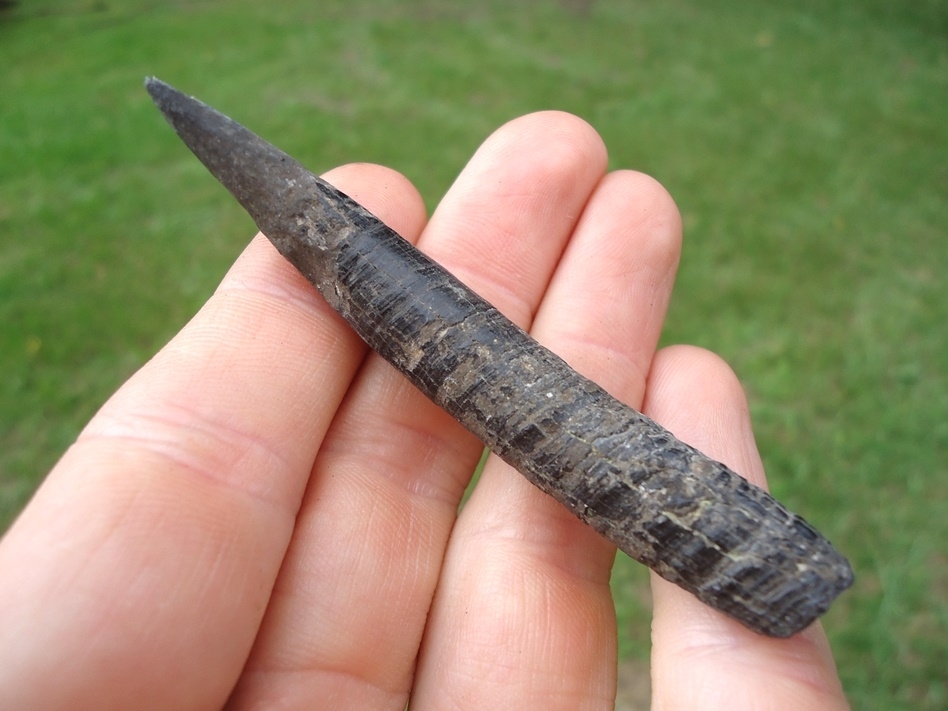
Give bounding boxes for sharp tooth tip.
[144,77,185,107]
[145,76,166,101]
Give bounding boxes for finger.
[226,112,609,710]
[644,345,849,710]
[0,164,427,710]
[410,171,683,709]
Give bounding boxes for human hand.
[0,112,848,709]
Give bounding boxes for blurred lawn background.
[1,0,945,707]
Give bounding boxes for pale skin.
[0,112,849,709]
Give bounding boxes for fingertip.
[645,344,744,408]
[569,169,682,285]
[320,163,428,242]
[492,109,609,178]
[601,169,683,246]
[463,110,608,203]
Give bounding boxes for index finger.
[0,164,427,710]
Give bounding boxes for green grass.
[1,0,945,707]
